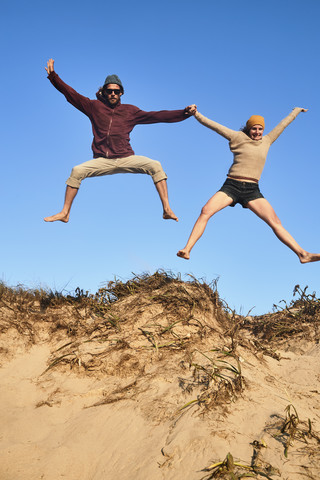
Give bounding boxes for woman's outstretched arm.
[193,111,237,141]
[266,107,308,144]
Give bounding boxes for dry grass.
[243,285,320,350]
[200,402,320,480]
[251,403,320,480]
[1,275,320,384]
[178,348,244,414]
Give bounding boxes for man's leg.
[44,155,179,223]
[177,191,233,259]
[44,157,118,223]
[117,155,178,221]
[247,198,320,263]
[44,186,78,223]
[155,179,178,221]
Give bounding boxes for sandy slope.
[0,277,319,479]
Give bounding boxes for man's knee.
[71,164,85,178]
[66,165,84,189]
[149,161,167,184]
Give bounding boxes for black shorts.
[219,178,264,208]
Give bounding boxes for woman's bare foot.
[163,208,178,221]
[299,251,320,264]
[44,212,69,223]
[177,249,190,260]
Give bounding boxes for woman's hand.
[293,107,308,113]
[45,58,55,74]
[185,104,197,115]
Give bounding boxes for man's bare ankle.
[163,209,178,221]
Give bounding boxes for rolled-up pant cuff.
[66,177,81,188]
[152,170,167,184]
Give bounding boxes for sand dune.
[0,274,319,479]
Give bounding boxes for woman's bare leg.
[177,191,233,259]
[247,198,320,263]
[44,186,78,223]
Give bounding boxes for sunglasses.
[105,88,121,95]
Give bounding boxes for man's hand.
[45,58,55,75]
[185,104,197,115]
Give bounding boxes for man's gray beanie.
[103,74,124,93]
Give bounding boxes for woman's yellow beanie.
[246,115,265,130]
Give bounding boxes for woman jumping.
[178,106,320,263]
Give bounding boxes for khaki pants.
[66,155,167,189]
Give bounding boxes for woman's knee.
[268,214,282,230]
[201,205,214,217]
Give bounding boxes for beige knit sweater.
[195,108,304,181]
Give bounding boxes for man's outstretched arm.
[45,58,92,116]
[134,104,196,125]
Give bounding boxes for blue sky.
[1,0,320,314]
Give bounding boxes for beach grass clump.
[266,404,320,456]
[262,404,320,479]
[178,348,244,413]
[201,452,257,479]
[243,285,320,348]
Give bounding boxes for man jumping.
[44,59,194,223]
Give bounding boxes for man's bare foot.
[44,212,69,223]
[163,208,178,221]
[299,251,320,264]
[177,249,190,260]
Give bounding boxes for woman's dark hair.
[240,125,250,137]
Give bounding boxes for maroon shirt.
[48,72,190,159]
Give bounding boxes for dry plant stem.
[203,452,257,480]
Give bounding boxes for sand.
[0,275,319,479]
